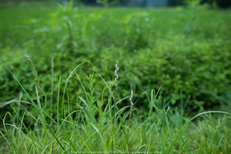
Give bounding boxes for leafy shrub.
[1,4,231,121]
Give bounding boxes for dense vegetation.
[1,1,231,116]
[0,1,231,153]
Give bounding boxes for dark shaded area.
[200,0,231,8]
[216,0,231,8]
[80,0,231,8]
[167,0,184,6]
[1,0,231,8]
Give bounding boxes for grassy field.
[0,1,231,153]
[0,2,57,46]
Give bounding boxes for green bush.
[1,4,231,121]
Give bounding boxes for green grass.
[1,60,231,153]
[0,2,231,153]
[0,2,57,46]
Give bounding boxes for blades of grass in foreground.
[96,71,131,152]
[77,132,96,153]
[0,60,66,152]
[3,109,39,153]
[162,128,165,154]
[61,62,85,120]
[57,76,62,126]
[62,62,85,103]
[1,114,17,152]
[167,111,231,153]
[75,72,89,104]
[89,122,107,152]
[0,61,39,111]
[144,88,162,152]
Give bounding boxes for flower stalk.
[130,90,134,105]
[115,60,119,90]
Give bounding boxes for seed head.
[130,90,134,105]
[115,60,119,89]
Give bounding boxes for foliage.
[0,3,231,153]
[0,3,231,120]
[0,61,231,153]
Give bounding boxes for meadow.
[0,1,231,153]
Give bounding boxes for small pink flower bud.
[130,90,134,105]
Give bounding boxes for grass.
[0,59,231,153]
[0,2,231,153]
[0,2,57,47]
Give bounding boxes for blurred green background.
[0,0,231,125]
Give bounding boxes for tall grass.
[1,2,231,112]
[0,60,230,153]
[0,1,231,153]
